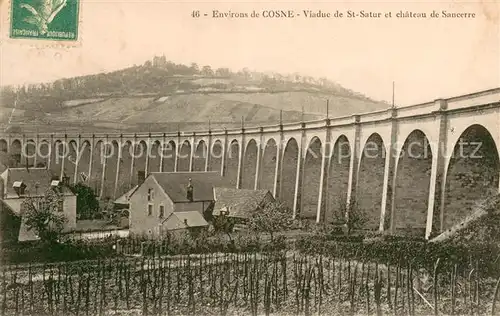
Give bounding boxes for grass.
[2,89,388,134]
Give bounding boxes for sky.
[0,0,499,106]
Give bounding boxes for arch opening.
[62,141,78,185]
[0,139,7,153]
[193,141,207,171]
[393,130,433,236]
[131,141,148,187]
[280,138,299,210]
[225,140,239,187]
[116,141,133,196]
[209,140,223,173]
[102,141,119,199]
[177,141,191,172]
[242,140,258,189]
[325,135,351,224]
[49,140,64,176]
[37,141,50,168]
[162,141,176,172]
[10,140,22,168]
[24,140,36,168]
[443,124,500,231]
[149,141,162,173]
[356,133,386,230]
[76,141,91,185]
[301,137,322,220]
[90,141,104,196]
[260,139,278,193]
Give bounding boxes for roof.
[1,199,22,216]
[162,211,209,230]
[1,168,74,199]
[0,200,39,242]
[18,221,39,242]
[212,187,274,218]
[114,185,138,204]
[147,172,232,202]
[0,199,21,216]
[174,202,206,213]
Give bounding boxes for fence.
[1,251,499,316]
[65,229,130,241]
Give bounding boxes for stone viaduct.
[2,88,499,239]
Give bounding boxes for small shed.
[162,211,209,236]
[212,187,275,230]
[114,185,138,210]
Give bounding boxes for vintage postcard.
[0,0,499,315]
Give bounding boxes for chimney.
[51,179,61,191]
[62,176,70,186]
[186,178,193,202]
[13,181,26,196]
[138,171,146,185]
[0,178,4,200]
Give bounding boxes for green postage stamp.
[10,0,79,41]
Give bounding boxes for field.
[1,251,498,316]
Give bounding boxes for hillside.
[0,57,390,133]
[431,193,500,245]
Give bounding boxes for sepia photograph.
[0,0,499,315]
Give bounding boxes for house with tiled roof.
[212,187,274,219]
[212,187,275,230]
[0,168,77,243]
[127,172,232,237]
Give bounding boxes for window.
[147,189,154,202]
[159,205,165,218]
[37,200,49,211]
[36,200,63,212]
[147,204,153,216]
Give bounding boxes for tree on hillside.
[22,188,67,244]
[215,67,231,77]
[237,68,251,80]
[190,63,199,74]
[153,55,167,68]
[247,201,295,241]
[201,65,214,76]
[69,182,100,220]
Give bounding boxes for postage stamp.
[9,0,79,41]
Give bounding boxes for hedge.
[294,234,500,275]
